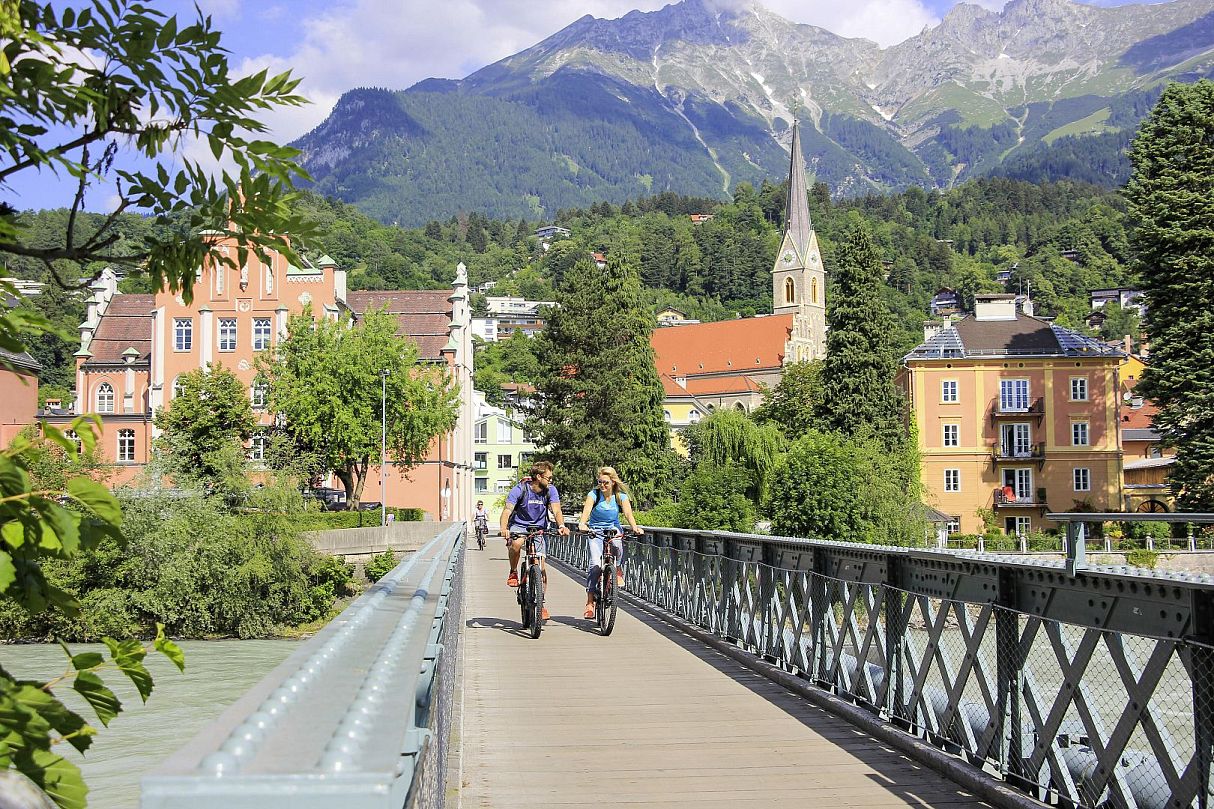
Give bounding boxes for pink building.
[0,349,41,447]
[46,239,475,520]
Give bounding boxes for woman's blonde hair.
[596,466,629,498]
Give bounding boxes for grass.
[1043,107,1113,144]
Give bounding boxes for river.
[0,638,299,808]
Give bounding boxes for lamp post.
[380,368,389,528]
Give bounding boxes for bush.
[1126,548,1160,570]
[365,549,398,582]
[289,507,425,532]
[677,462,756,533]
[633,500,681,528]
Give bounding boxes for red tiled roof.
[650,315,793,377]
[84,295,154,365]
[346,290,452,360]
[659,374,691,397]
[684,375,765,396]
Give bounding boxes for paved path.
[454,540,991,808]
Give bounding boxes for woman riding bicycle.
[577,466,643,619]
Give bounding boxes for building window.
[946,517,961,535]
[1072,421,1089,446]
[172,376,186,399]
[496,420,512,443]
[1006,516,1031,536]
[249,432,267,462]
[64,430,82,453]
[475,478,488,493]
[1149,445,1162,459]
[251,382,268,409]
[663,410,672,423]
[96,382,114,413]
[999,379,1029,412]
[688,410,701,424]
[474,452,487,470]
[1070,377,1088,401]
[942,424,959,447]
[474,421,487,443]
[784,277,795,304]
[253,318,272,351]
[174,318,193,351]
[117,429,135,462]
[810,277,818,305]
[941,380,958,403]
[497,454,513,469]
[944,469,960,492]
[1073,467,1091,492]
[218,318,237,351]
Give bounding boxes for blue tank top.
[587,489,629,529]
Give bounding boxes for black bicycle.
[474,516,487,550]
[592,528,629,636]
[514,528,546,639]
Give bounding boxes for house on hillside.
[930,288,962,316]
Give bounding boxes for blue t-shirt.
[587,489,629,529]
[506,481,560,530]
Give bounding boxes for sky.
[5,0,1152,212]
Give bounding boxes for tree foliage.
[678,410,783,502]
[1126,79,1214,509]
[153,366,255,490]
[527,255,677,506]
[675,462,756,532]
[753,360,823,439]
[0,0,313,301]
[260,308,459,507]
[817,219,906,449]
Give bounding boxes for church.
[651,122,827,434]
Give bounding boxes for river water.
[0,639,299,808]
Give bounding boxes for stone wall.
[304,520,460,563]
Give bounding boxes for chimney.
[974,294,1018,321]
[923,320,944,342]
[44,399,61,410]
[1123,334,1132,355]
[1020,295,1035,317]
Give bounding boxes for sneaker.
[584,606,595,619]
[541,606,551,621]
[616,569,625,587]
[506,571,519,587]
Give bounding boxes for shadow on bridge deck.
[452,542,992,808]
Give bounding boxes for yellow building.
[901,294,1125,536]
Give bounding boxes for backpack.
[510,477,552,526]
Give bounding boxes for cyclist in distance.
[577,466,643,619]
[474,500,488,522]
[500,461,570,620]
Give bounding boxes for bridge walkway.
[453,540,991,808]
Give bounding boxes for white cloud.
[236,0,946,145]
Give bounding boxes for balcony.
[993,488,1047,509]
[990,397,1045,423]
[992,442,1046,468]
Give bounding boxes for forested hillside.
[5,177,1138,397]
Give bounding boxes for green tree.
[527,256,676,505]
[816,219,906,449]
[153,366,255,490]
[1126,80,1214,509]
[676,462,756,532]
[260,308,459,507]
[753,360,823,438]
[678,410,783,503]
[0,1,312,301]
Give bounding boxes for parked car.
[305,487,348,511]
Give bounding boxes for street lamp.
[380,368,389,528]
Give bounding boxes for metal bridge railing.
[142,523,464,809]
[548,523,1214,809]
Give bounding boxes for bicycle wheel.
[528,564,543,639]
[519,571,531,629]
[600,560,617,636]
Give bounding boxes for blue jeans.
[585,529,624,593]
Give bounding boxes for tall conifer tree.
[816,218,905,448]
[1126,80,1214,509]
[527,256,676,506]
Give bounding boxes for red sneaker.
[583,606,595,619]
[541,606,551,621]
[506,571,519,587]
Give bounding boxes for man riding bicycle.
[500,461,570,621]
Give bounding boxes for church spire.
[784,121,813,262]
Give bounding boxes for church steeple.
[784,121,814,263]
[771,120,827,363]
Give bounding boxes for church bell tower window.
[784,277,795,305]
[810,278,818,305]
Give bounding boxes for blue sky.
[3,0,1169,212]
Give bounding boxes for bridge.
[142,516,1214,809]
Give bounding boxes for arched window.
[784,277,795,305]
[734,402,747,413]
[662,410,672,423]
[172,376,186,399]
[688,410,702,424]
[96,382,114,413]
[810,278,819,304]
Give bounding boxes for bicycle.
[513,528,547,639]
[590,527,629,636]
[474,516,488,550]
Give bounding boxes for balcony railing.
[992,442,1046,465]
[990,397,1045,422]
[994,488,1045,507]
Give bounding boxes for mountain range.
[293,0,1214,226]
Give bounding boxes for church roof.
[784,122,813,262]
[346,290,452,360]
[651,314,794,379]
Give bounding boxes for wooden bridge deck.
[453,541,991,808]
